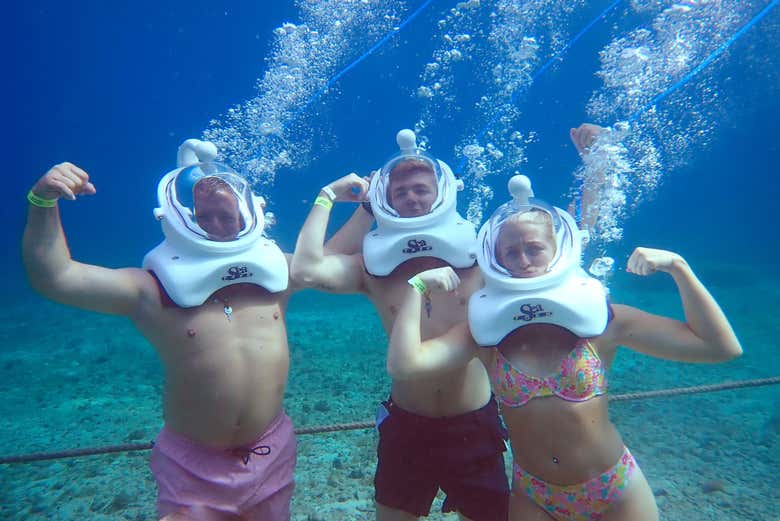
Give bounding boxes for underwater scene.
[4,1,779,520]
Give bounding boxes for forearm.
[574,157,605,231]
[387,286,424,379]
[291,191,333,280]
[578,172,602,231]
[324,204,373,255]
[22,203,74,294]
[669,258,742,359]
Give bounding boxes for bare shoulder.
[284,253,299,294]
[332,251,368,294]
[346,252,373,295]
[473,343,494,367]
[126,267,159,288]
[77,266,164,318]
[594,303,652,351]
[459,264,484,288]
[464,322,490,362]
[441,319,471,340]
[129,268,166,310]
[611,303,652,330]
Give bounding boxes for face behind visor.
[171,162,260,243]
[485,200,566,278]
[383,157,440,217]
[478,196,582,292]
[494,209,559,278]
[373,152,451,220]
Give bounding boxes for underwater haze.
[4,1,779,520]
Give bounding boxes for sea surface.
[4,1,779,520]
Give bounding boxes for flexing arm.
[323,203,374,255]
[22,163,153,316]
[290,173,369,293]
[387,267,477,379]
[608,248,742,363]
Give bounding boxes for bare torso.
[364,257,491,417]
[486,324,624,484]
[133,275,291,448]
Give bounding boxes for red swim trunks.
[150,411,297,520]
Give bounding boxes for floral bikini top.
[492,339,607,408]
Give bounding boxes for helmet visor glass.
[169,162,257,242]
[483,200,573,277]
[375,153,448,218]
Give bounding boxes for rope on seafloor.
[607,376,780,402]
[2,376,778,465]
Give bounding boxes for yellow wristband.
[314,196,333,210]
[27,190,57,208]
[407,275,427,295]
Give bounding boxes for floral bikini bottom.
[513,447,637,521]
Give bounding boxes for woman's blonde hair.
[497,209,557,255]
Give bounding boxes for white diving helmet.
[363,129,476,276]
[143,139,288,307]
[468,175,608,346]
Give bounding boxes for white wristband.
[321,185,336,201]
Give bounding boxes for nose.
[202,217,230,237]
[405,192,420,206]
[515,251,531,269]
[203,217,221,231]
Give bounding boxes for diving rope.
[1,376,778,465]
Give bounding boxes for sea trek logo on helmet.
[403,239,433,254]
[468,175,610,346]
[222,266,254,281]
[513,303,553,322]
[143,139,288,307]
[362,129,476,276]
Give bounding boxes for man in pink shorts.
[22,143,325,520]
[153,412,296,520]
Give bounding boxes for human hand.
[31,162,96,201]
[324,173,370,202]
[626,247,685,276]
[569,123,606,157]
[417,267,461,294]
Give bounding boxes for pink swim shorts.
[150,411,297,520]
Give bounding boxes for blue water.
[4,1,780,520]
